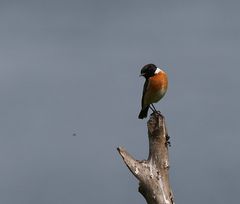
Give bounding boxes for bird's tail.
[138,106,149,119]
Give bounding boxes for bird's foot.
[152,110,162,118]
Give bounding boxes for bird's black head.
[140,64,157,79]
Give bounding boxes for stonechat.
[138,64,168,119]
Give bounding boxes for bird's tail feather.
[138,106,149,119]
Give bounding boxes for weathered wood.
[117,113,174,204]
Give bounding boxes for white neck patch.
[154,67,162,74]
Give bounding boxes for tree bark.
[117,113,175,204]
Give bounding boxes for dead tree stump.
[117,113,175,204]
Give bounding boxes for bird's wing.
[141,79,149,109]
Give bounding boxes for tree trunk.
[117,113,175,204]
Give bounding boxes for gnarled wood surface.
[117,113,174,204]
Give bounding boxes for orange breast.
[144,71,168,105]
[149,71,168,91]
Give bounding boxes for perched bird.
[138,64,168,119]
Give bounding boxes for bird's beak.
[139,73,145,77]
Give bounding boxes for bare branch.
[117,113,175,204]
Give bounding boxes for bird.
[138,64,168,119]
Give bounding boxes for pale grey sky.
[0,1,239,203]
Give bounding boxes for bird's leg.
[150,104,157,112]
[151,104,161,116]
[149,105,155,112]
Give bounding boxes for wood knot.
[163,162,170,170]
[165,134,171,147]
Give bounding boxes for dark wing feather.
[141,79,149,109]
[138,79,150,119]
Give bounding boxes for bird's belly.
[144,88,167,105]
